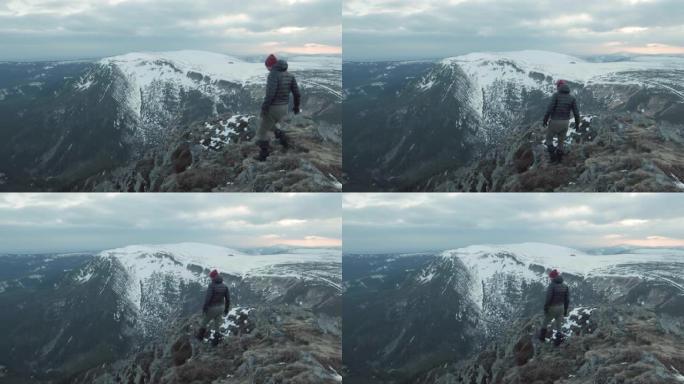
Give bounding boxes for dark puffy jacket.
[543,83,580,125]
[203,276,230,313]
[545,276,569,312]
[261,59,301,113]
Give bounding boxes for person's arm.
[291,76,301,114]
[203,284,213,313]
[224,287,230,315]
[261,71,278,114]
[543,94,557,126]
[544,285,553,312]
[572,98,580,127]
[564,286,570,316]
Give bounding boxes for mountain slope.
[426,111,684,192]
[0,52,341,191]
[0,244,342,383]
[72,305,342,384]
[343,51,684,191]
[416,304,684,384]
[342,244,684,383]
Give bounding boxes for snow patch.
[199,114,252,150]
[671,173,684,190]
[562,306,596,337]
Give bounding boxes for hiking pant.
[546,119,569,151]
[202,305,224,334]
[543,305,565,335]
[256,104,289,142]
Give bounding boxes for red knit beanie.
[265,54,277,69]
[549,269,560,279]
[209,269,219,279]
[555,79,566,88]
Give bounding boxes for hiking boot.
[553,333,564,346]
[211,332,223,346]
[196,327,206,341]
[274,129,290,150]
[546,144,556,164]
[556,149,564,164]
[254,140,270,161]
[539,327,547,342]
[547,145,559,164]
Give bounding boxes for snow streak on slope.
[441,242,684,309]
[99,242,341,309]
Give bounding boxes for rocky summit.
[76,113,342,192]
[73,305,343,384]
[416,304,684,384]
[424,112,684,192]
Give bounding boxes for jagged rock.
[429,113,684,192]
[82,114,341,192]
[417,305,684,384]
[513,336,534,366]
[171,143,193,173]
[74,305,342,384]
[170,336,192,366]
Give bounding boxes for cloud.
[0,0,341,60]
[343,0,684,59]
[343,194,684,253]
[0,193,341,253]
[183,206,252,220]
[277,219,308,226]
[619,236,684,247]
[617,219,649,227]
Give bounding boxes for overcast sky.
[0,0,341,61]
[344,0,684,60]
[0,193,341,253]
[343,193,684,253]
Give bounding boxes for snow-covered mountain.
[0,243,341,382]
[433,51,684,139]
[343,51,684,191]
[343,243,684,382]
[80,51,341,143]
[439,242,684,308]
[0,51,342,191]
[87,243,341,334]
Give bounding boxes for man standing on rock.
[255,53,302,161]
[543,80,580,164]
[540,269,569,346]
[197,269,231,345]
